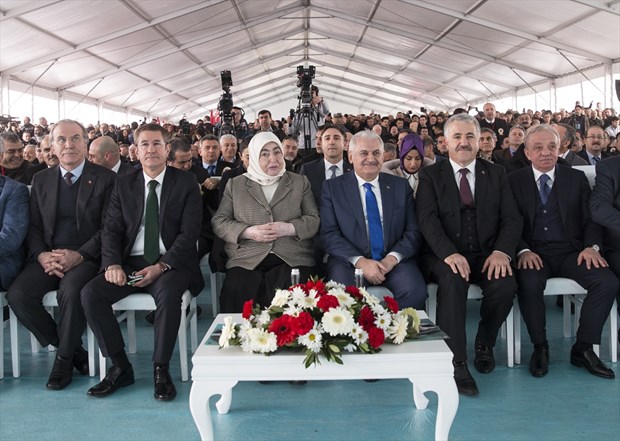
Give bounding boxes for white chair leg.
[506,306,514,368]
[190,298,198,352]
[127,311,137,354]
[99,349,107,381]
[179,293,189,382]
[427,284,437,323]
[514,300,521,365]
[9,308,20,377]
[610,300,618,363]
[87,325,96,377]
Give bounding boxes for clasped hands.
[104,264,161,288]
[445,251,512,282]
[242,222,295,242]
[355,255,398,286]
[38,249,83,278]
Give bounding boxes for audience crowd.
[0,99,618,401]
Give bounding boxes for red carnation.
[242,300,254,320]
[268,315,298,347]
[306,279,327,296]
[384,296,399,314]
[367,326,385,349]
[345,286,363,300]
[358,306,375,331]
[293,311,314,335]
[317,294,339,312]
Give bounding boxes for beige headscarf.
[245,132,286,186]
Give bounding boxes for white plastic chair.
[9,291,97,377]
[1,291,10,379]
[93,290,198,382]
[570,296,617,363]
[513,277,587,364]
[199,253,223,317]
[426,283,515,367]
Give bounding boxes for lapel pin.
[88,180,92,184]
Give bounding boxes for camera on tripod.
[218,70,235,136]
[296,65,315,108]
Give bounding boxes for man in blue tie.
[508,124,618,380]
[319,131,427,310]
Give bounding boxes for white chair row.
[3,290,198,381]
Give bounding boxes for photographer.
[288,85,329,155]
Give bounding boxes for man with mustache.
[416,113,522,396]
[578,125,610,165]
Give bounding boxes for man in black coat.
[81,124,203,401]
[508,124,618,380]
[7,120,116,390]
[417,114,522,396]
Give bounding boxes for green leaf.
[328,344,341,353]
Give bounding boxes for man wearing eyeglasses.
[579,125,610,165]
[0,132,33,184]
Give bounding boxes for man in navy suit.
[81,124,203,401]
[509,125,618,380]
[416,114,522,396]
[0,175,29,290]
[7,119,116,390]
[320,131,427,310]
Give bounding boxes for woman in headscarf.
[381,132,433,197]
[212,132,319,312]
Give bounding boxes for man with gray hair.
[88,136,135,175]
[553,123,588,166]
[320,130,427,309]
[417,113,522,396]
[0,132,32,184]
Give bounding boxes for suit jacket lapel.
[128,173,145,243]
[76,163,96,230]
[270,173,292,207]
[246,178,271,211]
[343,173,367,240]
[554,165,569,225]
[523,167,537,229]
[439,161,461,228]
[378,174,392,244]
[159,167,174,230]
[474,161,487,231]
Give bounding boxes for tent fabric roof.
[1,0,619,120]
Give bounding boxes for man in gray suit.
[554,123,588,166]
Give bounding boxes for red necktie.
[459,169,474,207]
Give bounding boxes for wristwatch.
[590,244,601,253]
[157,262,171,274]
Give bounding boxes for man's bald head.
[89,135,120,169]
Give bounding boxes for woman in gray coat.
[212,132,319,312]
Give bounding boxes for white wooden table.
[189,313,459,441]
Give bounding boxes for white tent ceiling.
[1,0,619,122]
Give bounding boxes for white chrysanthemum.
[360,288,379,306]
[298,327,322,353]
[218,316,236,348]
[297,289,318,309]
[330,288,355,308]
[374,312,392,330]
[271,289,291,307]
[349,323,368,345]
[325,280,345,291]
[344,343,357,352]
[321,307,355,336]
[369,302,387,316]
[290,286,307,306]
[238,319,252,340]
[256,310,271,327]
[388,313,409,344]
[283,304,302,316]
[247,328,277,353]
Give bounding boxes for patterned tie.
[207,164,216,176]
[591,156,600,165]
[63,172,74,187]
[363,183,384,260]
[329,165,338,179]
[539,174,551,205]
[459,169,474,207]
[144,180,160,264]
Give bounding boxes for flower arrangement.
[218,279,421,367]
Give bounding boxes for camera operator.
[215,106,249,139]
[288,85,329,156]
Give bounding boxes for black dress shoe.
[154,365,177,401]
[46,355,74,390]
[453,361,479,396]
[529,343,549,378]
[88,365,135,397]
[73,346,89,376]
[473,341,495,374]
[570,346,615,379]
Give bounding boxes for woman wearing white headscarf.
[212,132,319,312]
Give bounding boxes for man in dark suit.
[81,123,203,401]
[493,125,524,166]
[508,124,618,380]
[0,132,33,184]
[554,123,588,166]
[578,125,611,165]
[7,119,116,390]
[0,175,29,291]
[478,103,509,149]
[416,113,522,396]
[320,131,427,310]
[591,156,620,279]
[88,135,135,175]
